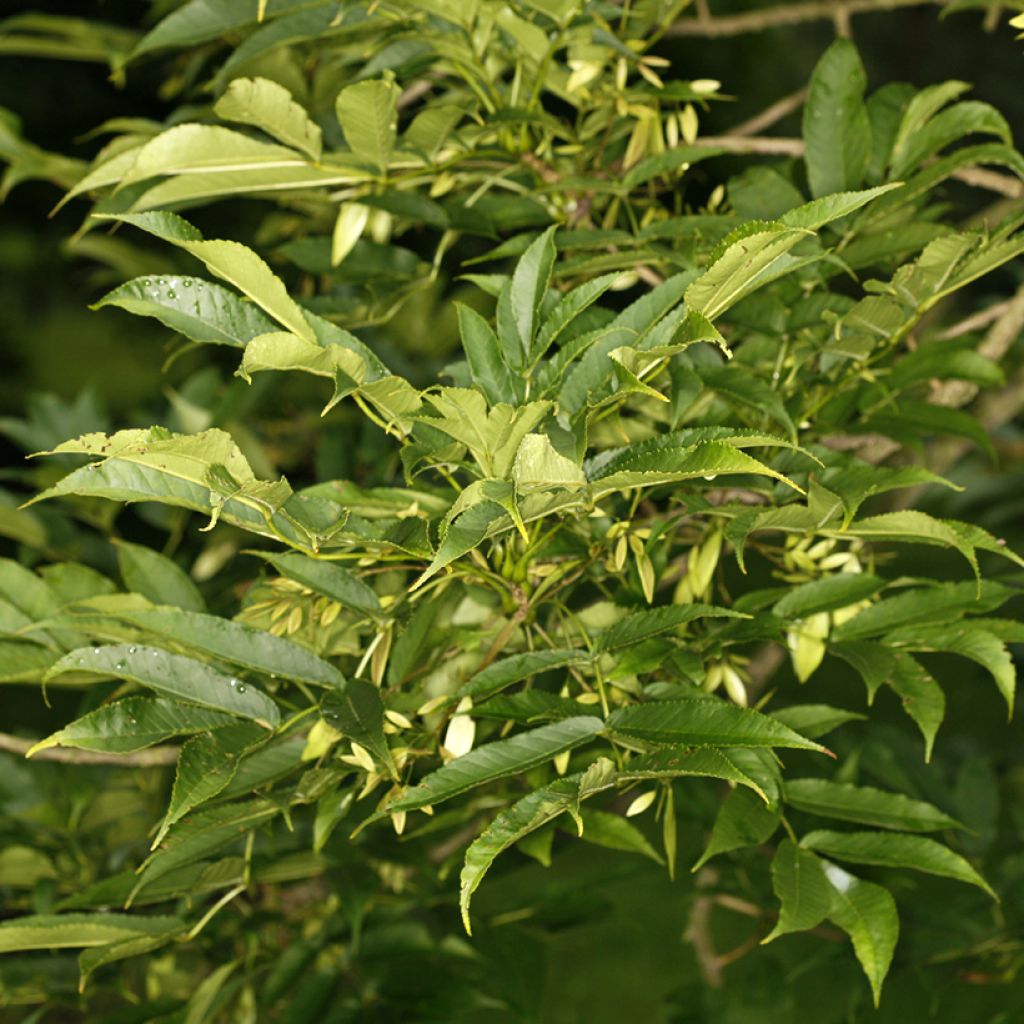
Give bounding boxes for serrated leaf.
[773,574,885,620]
[508,226,557,365]
[384,716,605,813]
[459,759,616,931]
[763,840,832,942]
[214,76,322,161]
[566,808,663,864]
[802,830,995,897]
[456,303,517,406]
[321,678,396,779]
[460,648,589,701]
[97,212,314,343]
[114,539,205,613]
[29,697,235,756]
[254,551,381,619]
[826,874,898,1006]
[335,77,399,173]
[0,913,182,953]
[156,723,267,845]
[607,698,827,752]
[132,799,280,901]
[693,787,780,869]
[115,606,345,688]
[803,39,871,196]
[771,704,867,739]
[44,644,280,728]
[618,746,771,802]
[785,779,961,832]
[93,275,276,348]
[596,604,744,652]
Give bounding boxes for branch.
[730,87,807,138]
[668,0,947,37]
[0,732,179,766]
[694,135,1024,198]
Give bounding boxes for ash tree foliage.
[1,0,1024,1020]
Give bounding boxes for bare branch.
[0,732,179,766]
[668,0,947,37]
[730,88,807,138]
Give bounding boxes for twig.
[730,88,807,138]
[0,732,179,766]
[667,0,947,37]
[694,135,1024,198]
[684,868,724,987]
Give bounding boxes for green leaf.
[98,212,315,343]
[28,697,235,756]
[772,575,884,620]
[778,185,902,230]
[508,226,557,366]
[120,123,307,186]
[459,759,616,932]
[607,699,827,752]
[0,913,182,953]
[619,746,773,803]
[460,648,589,701]
[116,606,345,688]
[335,77,400,173]
[596,604,744,652]
[803,39,871,196]
[155,723,267,845]
[115,539,205,613]
[78,919,186,985]
[321,678,396,779]
[93,275,277,348]
[887,653,946,761]
[685,227,808,320]
[693,787,780,869]
[30,428,328,552]
[44,644,280,729]
[885,622,1015,716]
[763,840,832,942]
[214,76,322,161]
[384,716,605,813]
[591,440,803,498]
[456,303,517,406]
[131,799,280,901]
[0,638,60,682]
[531,273,618,363]
[844,510,981,579]
[890,100,1010,179]
[770,704,867,740]
[826,874,899,1006]
[801,830,995,897]
[255,551,381,619]
[512,433,587,492]
[567,808,664,864]
[785,779,961,832]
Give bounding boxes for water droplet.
[76,658,84,666]
[128,717,137,726]
[167,289,177,300]
[115,661,125,670]
[229,678,238,688]
[128,646,137,654]
[236,683,247,693]
[92,647,101,655]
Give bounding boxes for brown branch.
[0,732,179,766]
[694,135,1024,198]
[685,868,724,987]
[730,88,807,138]
[668,0,948,37]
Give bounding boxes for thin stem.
[0,732,179,766]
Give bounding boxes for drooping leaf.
[460,648,589,701]
[693,787,780,869]
[784,779,961,832]
[826,874,899,1006]
[459,758,616,932]
[595,604,745,652]
[801,830,995,897]
[0,913,183,953]
[763,840,833,942]
[254,551,382,619]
